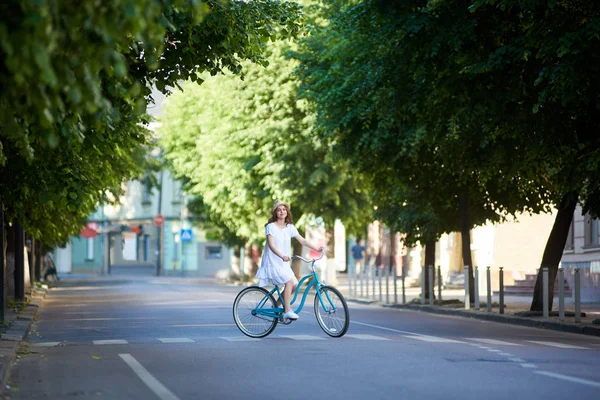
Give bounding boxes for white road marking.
[487,349,502,352]
[345,334,390,340]
[279,335,326,341]
[93,339,128,345]
[168,324,235,327]
[465,338,522,346]
[527,341,590,349]
[534,371,600,388]
[498,352,513,357]
[220,337,261,342]
[157,338,194,343]
[509,358,526,363]
[520,364,537,369]
[32,342,61,347]
[404,335,464,343]
[119,354,181,400]
[351,320,430,336]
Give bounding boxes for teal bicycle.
[232,249,350,338]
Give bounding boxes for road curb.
[0,287,48,387]
[348,299,600,338]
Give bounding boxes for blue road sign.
[180,229,193,242]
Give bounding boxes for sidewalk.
[0,286,48,387]
[335,274,600,338]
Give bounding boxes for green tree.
[160,36,373,252]
[0,0,303,246]
[293,0,555,301]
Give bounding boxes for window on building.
[584,213,600,247]
[206,246,223,259]
[87,238,94,260]
[172,180,184,204]
[142,183,152,205]
[565,220,574,250]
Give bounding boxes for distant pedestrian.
[351,238,366,275]
[43,251,60,282]
[255,201,323,321]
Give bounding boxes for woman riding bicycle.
[255,201,324,321]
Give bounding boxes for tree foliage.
[0,0,302,246]
[161,35,373,246]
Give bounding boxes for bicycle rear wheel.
[314,285,349,337]
[233,286,278,338]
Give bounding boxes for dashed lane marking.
[404,335,464,343]
[32,342,61,347]
[93,339,128,345]
[279,335,326,341]
[220,337,261,342]
[527,341,590,349]
[465,338,523,346]
[345,334,390,340]
[520,364,537,369]
[157,338,194,343]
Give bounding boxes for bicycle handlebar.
[291,248,327,263]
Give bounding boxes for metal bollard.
[575,268,581,323]
[421,266,426,305]
[348,262,353,298]
[360,261,364,298]
[464,265,470,310]
[428,265,434,306]
[372,265,376,301]
[542,267,549,319]
[486,266,492,312]
[474,266,480,310]
[393,265,398,304]
[378,266,383,302]
[499,267,504,314]
[558,267,565,321]
[437,265,443,306]
[385,266,390,304]
[364,263,369,299]
[402,272,406,304]
[371,265,377,300]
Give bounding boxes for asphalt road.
[4,278,600,400]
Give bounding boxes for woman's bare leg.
[282,279,299,313]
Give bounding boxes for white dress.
[256,223,299,287]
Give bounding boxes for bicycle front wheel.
[314,285,349,337]
[233,286,278,338]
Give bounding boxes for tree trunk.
[389,233,397,273]
[530,192,578,312]
[14,223,25,301]
[35,240,42,281]
[27,235,35,289]
[231,245,242,277]
[424,239,435,299]
[459,194,474,303]
[0,202,5,322]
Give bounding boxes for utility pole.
[155,168,164,276]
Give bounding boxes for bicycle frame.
[253,252,338,320]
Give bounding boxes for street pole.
[464,265,470,310]
[486,267,492,312]
[558,267,565,321]
[499,267,504,314]
[542,267,549,319]
[155,169,164,276]
[474,266,479,311]
[428,265,434,306]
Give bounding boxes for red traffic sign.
[80,227,99,239]
[154,214,165,227]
